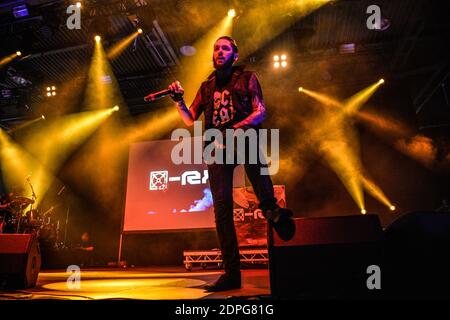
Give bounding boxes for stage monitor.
[123,138,244,232]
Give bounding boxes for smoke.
[395,134,438,168]
[177,187,213,212]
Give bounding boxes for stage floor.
[0,267,270,300]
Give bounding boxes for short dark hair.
[215,36,238,53]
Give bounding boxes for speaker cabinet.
[268,215,383,298]
[0,233,42,289]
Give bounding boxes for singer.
[168,36,293,292]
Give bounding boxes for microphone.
[144,89,173,102]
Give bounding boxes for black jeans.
[207,144,278,274]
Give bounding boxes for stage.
[0,267,270,300]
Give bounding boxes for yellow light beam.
[343,80,384,114]
[317,132,365,211]
[0,52,20,68]
[0,129,56,207]
[122,12,235,145]
[236,0,331,59]
[298,87,343,108]
[85,39,126,111]
[360,173,395,211]
[17,108,117,205]
[180,14,234,105]
[106,31,139,60]
[7,115,46,134]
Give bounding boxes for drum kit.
[0,193,63,249]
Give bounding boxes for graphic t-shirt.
[212,84,236,130]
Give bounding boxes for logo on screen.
[149,171,169,190]
[149,170,209,191]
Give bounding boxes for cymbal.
[11,197,35,205]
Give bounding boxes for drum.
[26,209,41,226]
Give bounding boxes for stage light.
[95,35,101,42]
[390,205,396,211]
[180,45,196,56]
[379,78,385,84]
[273,53,287,69]
[41,115,46,120]
[339,43,355,54]
[46,85,56,97]
[76,2,81,8]
[137,28,143,34]
[13,4,29,19]
[16,51,22,56]
[228,9,236,18]
[298,87,303,92]
[361,209,367,214]
[113,105,119,112]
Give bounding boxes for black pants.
[207,147,278,274]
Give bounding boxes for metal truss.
[183,249,268,270]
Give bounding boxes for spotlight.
[379,78,385,84]
[137,28,143,34]
[16,51,22,56]
[113,105,119,112]
[76,2,81,8]
[298,87,303,92]
[228,9,236,18]
[273,53,287,69]
[41,115,46,120]
[46,85,57,97]
[389,205,396,211]
[361,209,367,214]
[95,35,101,42]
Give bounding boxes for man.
[169,36,292,292]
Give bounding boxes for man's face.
[213,39,237,70]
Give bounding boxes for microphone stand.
[17,177,37,233]
[57,185,69,249]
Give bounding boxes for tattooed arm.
[232,73,267,129]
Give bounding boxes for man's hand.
[168,81,184,102]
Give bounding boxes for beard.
[213,55,235,70]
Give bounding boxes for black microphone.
[144,89,173,102]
